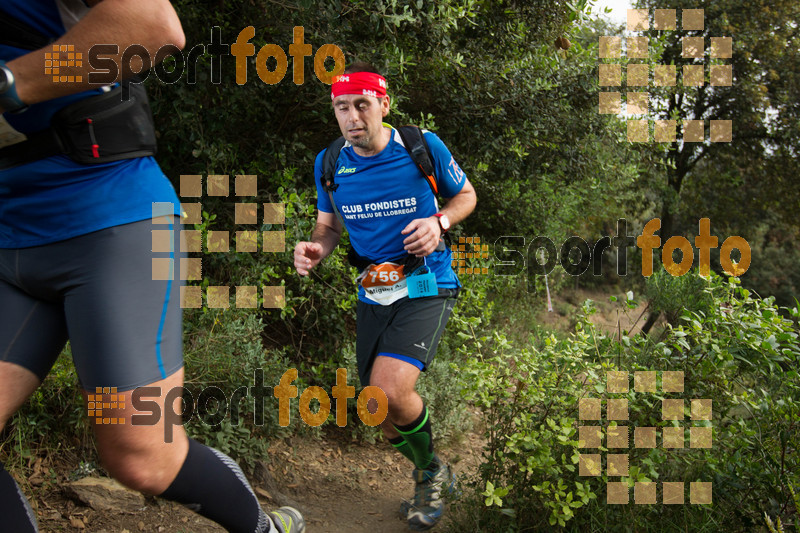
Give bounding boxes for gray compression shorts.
[0,216,184,391]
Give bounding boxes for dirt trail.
[31,429,484,533]
[535,286,654,337]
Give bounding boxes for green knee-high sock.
[388,435,416,464]
[394,406,436,471]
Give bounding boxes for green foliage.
[450,311,598,530]
[483,480,510,507]
[631,0,800,241]
[182,309,287,471]
[449,273,799,531]
[739,222,800,310]
[765,481,799,533]
[645,268,715,325]
[0,346,86,469]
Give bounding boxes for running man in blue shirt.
[0,2,302,532]
[294,62,477,530]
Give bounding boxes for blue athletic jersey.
[314,127,467,303]
[0,0,180,248]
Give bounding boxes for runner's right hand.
[294,241,324,276]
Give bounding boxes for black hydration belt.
[0,9,157,170]
[0,81,157,170]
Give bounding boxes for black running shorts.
[355,288,459,386]
[0,216,184,391]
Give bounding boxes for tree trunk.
[640,311,660,335]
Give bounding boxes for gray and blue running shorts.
[0,216,184,391]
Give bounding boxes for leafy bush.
[182,309,289,472]
[449,273,799,531]
[645,268,715,326]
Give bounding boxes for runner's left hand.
[401,216,442,257]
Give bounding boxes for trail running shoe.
[269,506,306,533]
[406,458,456,531]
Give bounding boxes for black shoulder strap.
[396,125,448,252]
[320,136,347,227]
[319,126,440,230]
[0,10,54,50]
[396,125,438,196]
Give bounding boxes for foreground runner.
[294,62,476,530]
[0,1,302,531]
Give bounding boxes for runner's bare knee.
[98,437,187,494]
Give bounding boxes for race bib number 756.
[358,263,408,305]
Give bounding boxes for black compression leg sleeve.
[160,439,271,533]
[0,461,38,532]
